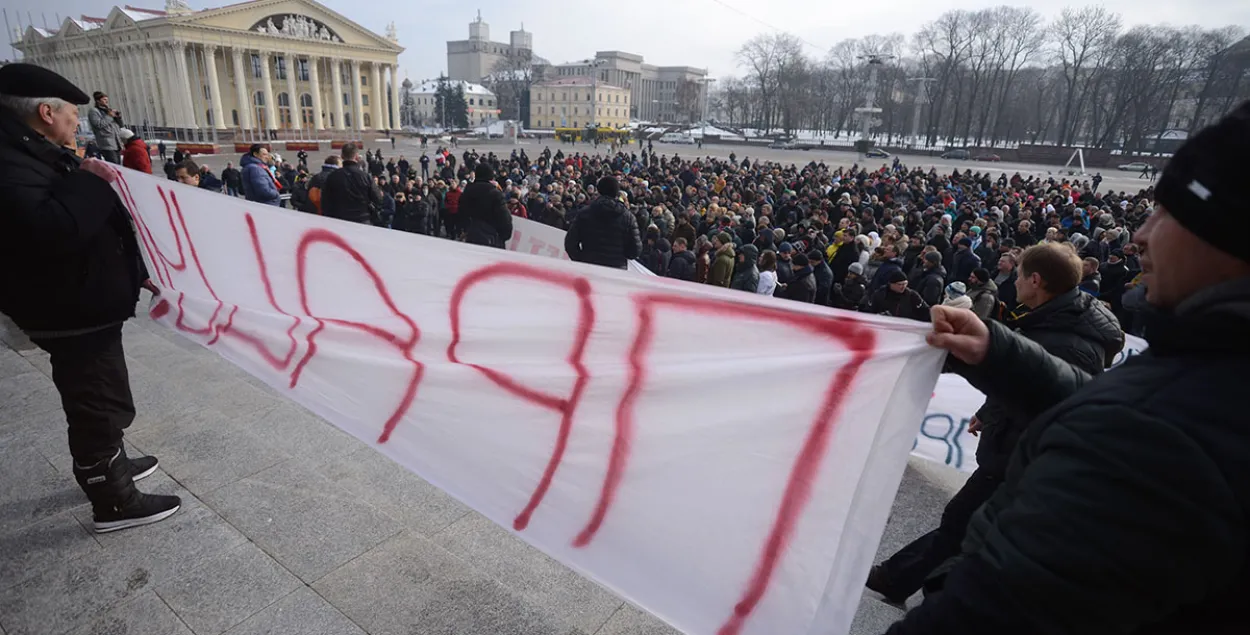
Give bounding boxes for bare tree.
[1052,6,1123,145]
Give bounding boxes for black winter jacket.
[565,197,641,269]
[666,250,696,281]
[0,111,146,333]
[973,288,1124,475]
[460,180,512,248]
[782,267,817,303]
[889,278,1250,635]
[322,160,382,225]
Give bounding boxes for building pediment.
[179,0,401,52]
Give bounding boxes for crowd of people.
[3,61,1249,635]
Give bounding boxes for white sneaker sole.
[94,504,181,534]
[132,461,159,482]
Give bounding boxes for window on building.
[253,91,267,128]
[344,112,352,127]
[362,94,369,106]
[275,57,287,81]
[587,93,591,101]
[297,59,309,82]
[341,66,350,84]
[343,93,350,106]
[300,93,314,127]
[277,92,292,128]
[561,106,567,115]
[363,113,371,127]
[469,98,475,105]
[360,73,367,86]
[537,106,542,114]
[251,54,263,78]
[562,92,566,101]
[550,120,555,127]
[232,110,239,126]
[573,121,578,128]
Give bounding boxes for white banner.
[912,334,1148,472]
[507,213,655,276]
[110,166,944,635]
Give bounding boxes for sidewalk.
[0,304,966,635]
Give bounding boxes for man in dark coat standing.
[322,143,383,225]
[565,176,641,269]
[460,163,512,248]
[0,64,180,533]
[886,102,1250,635]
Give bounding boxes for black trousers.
[873,467,1002,599]
[32,325,134,467]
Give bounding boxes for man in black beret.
[565,175,641,269]
[0,64,180,533]
[886,102,1250,634]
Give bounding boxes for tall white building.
[12,0,404,132]
[445,12,542,83]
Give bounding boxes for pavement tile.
[202,460,404,583]
[67,590,193,635]
[850,595,907,635]
[0,406,67,463]
[433,512,623,634]
[89,502,246,578]
[593,604,680,635]
[126,408,291,496]
[321,446,470,536]
[0,434,83,536]
[241,403,365,463]
[0,548,156,635]
[156,542,302,635]
[222,587,366,635]
[0,371,61,423]
[313,530,576,635]
[0,510,102,594]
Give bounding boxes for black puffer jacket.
[889,278,1250,635]
[0,111,146,333]
[974,288,1124,475]
[460,180,512,248]
[322,160,382,225]
[565,196,641,269]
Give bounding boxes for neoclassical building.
[13,0,404,132]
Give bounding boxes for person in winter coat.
[757,249,778,295]
[1079,256,1102,296]
[870,244,906,295]
[776,242,795,289]
[566,176,641,269]
[87,91,124,164]
[828,230,860,285]
[866,269,929,320]
[992,252,1019,312]
[912,251,948,307]
[321,143,383,224]
[0,64,179,533]
[460,164,512,248]
[836,262,868,310]
[667,237,697,281]
[872,241,1123,609]
[639,226,672,276]
[1101,249,1132,318]
[809,249,834,306]
[695,236,712,284]
[221,161,242,197]
[119,130,151,174]
[708,232,736,288]
[302,156,339,215]
[966,268,1000,320]
[948,237,982,284]
[240,144,281,206]
[942,282,973,309]
[781,253,817,303]
[731,243,761,292]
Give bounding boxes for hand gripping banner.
[111,167,944,635]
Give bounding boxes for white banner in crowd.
[912,334,1149,473]
[507,213,656,276]
[111,167,944,635]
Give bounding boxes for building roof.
[410,79,494,96]
[534,77,627,90]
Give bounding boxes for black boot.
[129,455,158,481]
[74,448,181,534]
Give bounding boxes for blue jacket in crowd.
[240,153,280,206]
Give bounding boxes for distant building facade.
[552,51,708,122]
[408,79,499,127]
[446,12,541,83]
[11,0,404,132]
[529,77,630,130]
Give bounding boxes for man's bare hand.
[927,305,990,365]
[968,415,983,436]
[81,158,117,183]
[142,279,160,296]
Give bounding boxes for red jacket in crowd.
[121,137,152,174]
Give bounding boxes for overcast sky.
[7,0,1248,82]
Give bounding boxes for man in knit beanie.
[887,102,1250,634]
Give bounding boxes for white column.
[284,53,300,130]
[145,45,167,127]
[161,44,186,128]
[389,64,401,130]
[331,58,345,130]
[232,48,252,129]
[184,44,205,129]
[125,46,152,128]
[169,43,193,128]
[155,44,178,127]
[309,55,324,131]
[350,60,364,131]
[259,51,277,132]
[203,45,226,129]
[370,62,383,130]
[111,49,137,122]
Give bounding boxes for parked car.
[769,139,797,149]
[1117,161,1151,171]
[973,153,1001,162]
[660,132,695,144]
[865,148,890,159]
[940,149,970,160]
